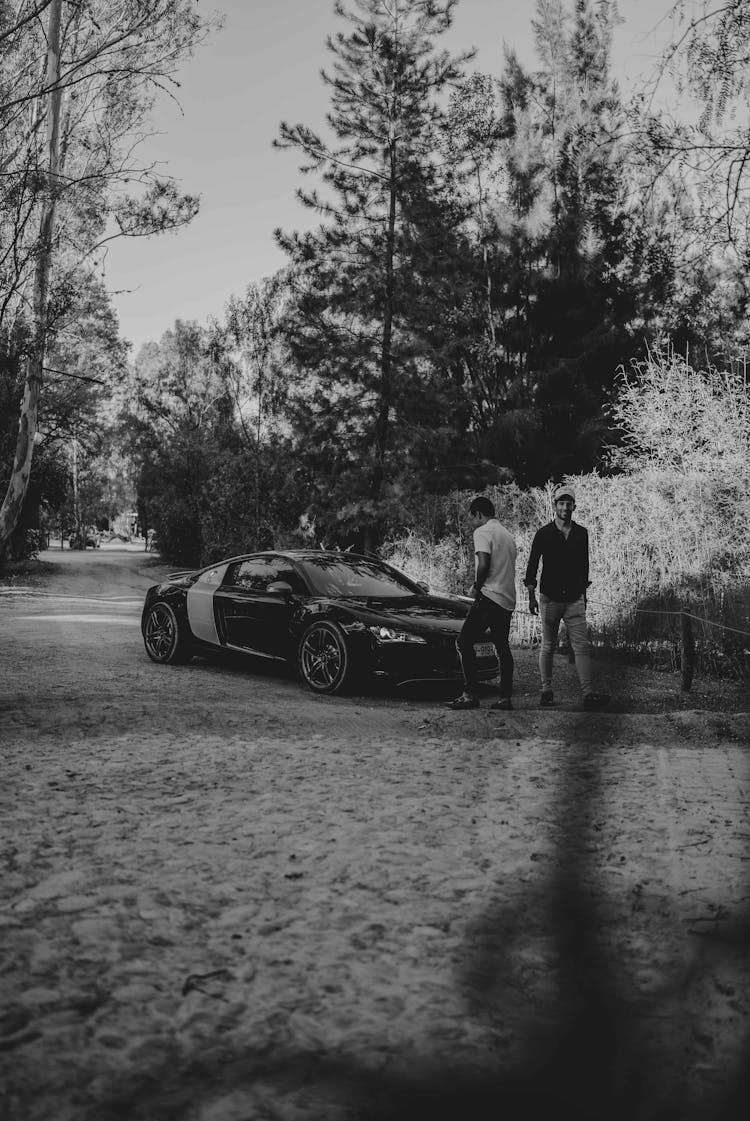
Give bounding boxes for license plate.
[473,642,495,658]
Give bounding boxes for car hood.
[335,594,469,632]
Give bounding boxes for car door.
[214,556,303,658]
[185,562,228,646]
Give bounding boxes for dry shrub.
[385,530,471,597]
[385,473,750,676]
[587,346,750,674]
[383,349,750,677]
[610,345,750,476]
[383,484,545,648]
[554,471,750,675]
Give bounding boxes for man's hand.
[528,590,539,616]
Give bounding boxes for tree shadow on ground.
[91,716,750,1121]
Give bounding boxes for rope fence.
[506,592,750,690]
[587,597,750,640]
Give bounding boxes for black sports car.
[141,550,499,695]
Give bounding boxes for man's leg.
[562,598,593,695]
[455,599,491,696]
[539,595,563,693]
[563,599,610,708]
[487,602,513,698]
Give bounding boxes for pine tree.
[475,0,661,481]
[274,0,470,546]
[441,55,554,483]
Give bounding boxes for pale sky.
[102,0,682,355]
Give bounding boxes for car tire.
[298,620,354,695]
[142,602,192,665]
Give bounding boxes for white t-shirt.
[473,518,516,611]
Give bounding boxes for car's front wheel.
[143,602,192,664]
[298,620,354,694]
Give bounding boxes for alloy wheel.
[143,603,179,663]
[299,622,348,693]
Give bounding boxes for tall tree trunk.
[71,431,80,539]
[371,142,397,505]
[255,371,262,548]
[0,0,63,558]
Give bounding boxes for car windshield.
[299,556,420,598]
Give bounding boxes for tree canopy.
[4,0,750,567]
[0,0,218,558]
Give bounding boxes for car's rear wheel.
[143,602,192,664]
[298,620,353,694]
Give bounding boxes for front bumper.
[371,634,499,686]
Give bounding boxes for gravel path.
[1,547,749,1120]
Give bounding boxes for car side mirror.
[267,580,294,596]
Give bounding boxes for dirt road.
[1,547,749,1121]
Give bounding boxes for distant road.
[0,544,419,742]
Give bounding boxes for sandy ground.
[1,545,749,1121]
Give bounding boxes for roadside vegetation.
[386,347,750,674]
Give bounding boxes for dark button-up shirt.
[524,520,590,603]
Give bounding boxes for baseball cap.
[553,484,575,502]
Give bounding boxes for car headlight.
[368,625,427,644]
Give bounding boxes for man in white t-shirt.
[448,495,517,710]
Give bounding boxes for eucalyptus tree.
[0,263,128,553]
[275,0,471,547]
[0,0,218,558]
[43,269,129,543]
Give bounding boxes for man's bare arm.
[473,551,490,597]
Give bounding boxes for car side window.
[272,565,307,594]
[225,558,305,593]
[227,558,274,591]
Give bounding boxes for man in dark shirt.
[525,485,609,710]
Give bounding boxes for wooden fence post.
[680,610,695,692]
